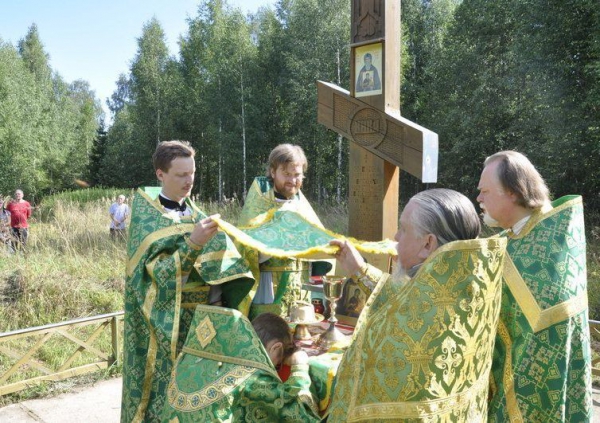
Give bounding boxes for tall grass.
[35,187,133,221]
[0,189,351,402]
[0,190,351,333]
[314,201,349,235]
[0,199,126,331]
[0,192,130,404]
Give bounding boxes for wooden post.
[348,0,400,242]
[111,315,121,365]
[318,0,438,253]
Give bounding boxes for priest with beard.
[238,143,332,319]
[325,188,507,422]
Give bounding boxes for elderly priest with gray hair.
[478,151,592,422]
[326,188,507,422]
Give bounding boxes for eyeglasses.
[282,172,304,180]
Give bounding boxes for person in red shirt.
[6,189,31,251]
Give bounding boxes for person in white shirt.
[109,194,130,239]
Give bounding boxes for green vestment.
[120,189,254,423]
[238,177,329,319]
[161,305,321,422]
[327,237,507,422]
[488,195,593,422]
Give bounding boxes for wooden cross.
[318,0,438,243]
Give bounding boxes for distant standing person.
[109,194,129,239]
[6,189,31,251]
[0,197,12,253]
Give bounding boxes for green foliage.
[17,23,52,86]
[37,187,133,221]
[275,0,351,202]
[179,1,259,200]
[586,211,600,320]
[1,0,599,214]
[0,24,100,202]
[92,0,352,203]
[414,0,600,207]
[86,0,598,214]
[0,41,45,197]
[0,194,347,334]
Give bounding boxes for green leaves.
[85,0,599,217]
[0,29,98,200]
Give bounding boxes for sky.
[0,0,275,121]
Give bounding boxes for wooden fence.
[0,313,598,397]
[0,312,123,396]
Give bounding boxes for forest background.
[0,0,598,318]
[0,0,599,399]
[0,0,598,212]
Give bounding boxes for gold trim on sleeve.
[127,224,196,276]
[185,235,203,250]
[503,257,588,332]
[167,361,257,411]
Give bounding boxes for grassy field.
[0,190,350,404]
[0,188,598,403]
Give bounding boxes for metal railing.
[0,312,123,396]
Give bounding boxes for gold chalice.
[317,276,347,350]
